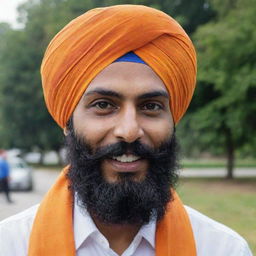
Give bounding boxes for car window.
[9,159,27,169]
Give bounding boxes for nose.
[113,105,144,143]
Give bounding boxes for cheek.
[73,107,113,145]
[142,118,174,146]
[75,120,110,144]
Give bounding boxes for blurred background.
[0,0,255,253]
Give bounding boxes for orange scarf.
[28,167,197,255]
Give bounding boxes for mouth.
[106,154,146,173]
[112,154,141,163]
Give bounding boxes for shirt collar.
[73,197,98,250]
[73,196,156,250]
[138,219,156,248]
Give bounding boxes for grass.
[177,178,256,254]
[181,158,256,168]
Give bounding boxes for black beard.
[66,120,180,225]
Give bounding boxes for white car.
[8,157,34,191]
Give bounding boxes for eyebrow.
[137,91,169,100]
[84,88,121,98]
[84,88,169,100]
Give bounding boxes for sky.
[0,0,27,28]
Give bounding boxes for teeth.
[112,154,140,163]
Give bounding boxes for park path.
[0,169,59,221]
[1,168,256,221]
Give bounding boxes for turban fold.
[41,5,197,128]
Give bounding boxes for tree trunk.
[225,128,235,179]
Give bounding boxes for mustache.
[73,137,175,163]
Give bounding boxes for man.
[0,5,252,256]
[0,149,12,203]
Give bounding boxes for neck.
[92,216,142,255]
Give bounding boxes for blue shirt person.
[0,156,12,203]
[0,157,10,179]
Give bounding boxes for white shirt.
[0,202,253,256]
[73,201,155,256]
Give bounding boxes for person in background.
[0,149,12,203]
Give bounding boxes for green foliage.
[198,0,255,145]
[177,0,256,174]
[105,0,216,34]
[0,27,62,151]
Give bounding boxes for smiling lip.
[106,158,146,172]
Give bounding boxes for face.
[73,62,174,183]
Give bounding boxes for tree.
[0,27,62,153]
[182,0,256,178]
[101,0,216,34]
[0,2,65,160]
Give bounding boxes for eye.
[93,101,114,109]
[90,100,117,115]
[141,102,163,111]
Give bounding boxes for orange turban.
[41,5,197,128]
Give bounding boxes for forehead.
[85,62,168,96]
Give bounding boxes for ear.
[63,127,69,136]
